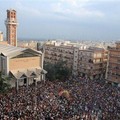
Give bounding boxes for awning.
[10,70,26,79]
[10,67,47,79]
[41,69,47,74]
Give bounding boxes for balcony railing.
[5,19,18,25]
[109,54,120,57]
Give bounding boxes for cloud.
[15,1,41,17]
[7,0,104,20]
[60,0,78,6]
[75,8,104,17]
[51,0,104,19]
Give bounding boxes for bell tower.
[5,9,18,46]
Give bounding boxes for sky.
[0,0,120,41]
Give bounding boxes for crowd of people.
[0,77,120,120]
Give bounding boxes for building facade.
[44,43,74,69]
[0,31,3,41]
[0,31,8,45]
[78,47,108,79]
[107,42,120,84]
[0,44,47,89]
[5,9,18,46]
[43,40,108,79]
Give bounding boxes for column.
[35,80,37,86]
[6,57,9,75]
[16,79,19,91]
[43,74,46,83]
[27,78,28,88]
[39,74,41,81]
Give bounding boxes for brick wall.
[9,56,41,70]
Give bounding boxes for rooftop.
[7,9,16,12]
[0,44,42,58]
[0,44,26,57]
[0,31,3,34]
[116,41,120,44]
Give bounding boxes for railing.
[108,46,120,51]
[109,54,120,57]
[109,61,120,64]
[5,19,18,24]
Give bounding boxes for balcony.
[109,54,120,58]
[108,46,120,51]
[5,19,18,25]
[94,61,103,64]
[109,61,120,64]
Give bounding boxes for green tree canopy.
[44,60,71,81]
[0,72,11,94]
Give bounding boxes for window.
[96,53,102,58]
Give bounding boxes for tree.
[0,72,11,94]
[44,62,56,81]
[44,60,71,81]
[54,60,71,80]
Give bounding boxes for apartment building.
[0,32,8,45]
[43,40,108,79]
[17,41,38,50]
[78,47,108,79]
[107,41,120,84]
[43,41,74,69]
[0,44,47,89]
[0,31,8,45]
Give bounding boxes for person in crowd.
[0,77,120,120]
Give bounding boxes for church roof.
[0,44,42,58]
